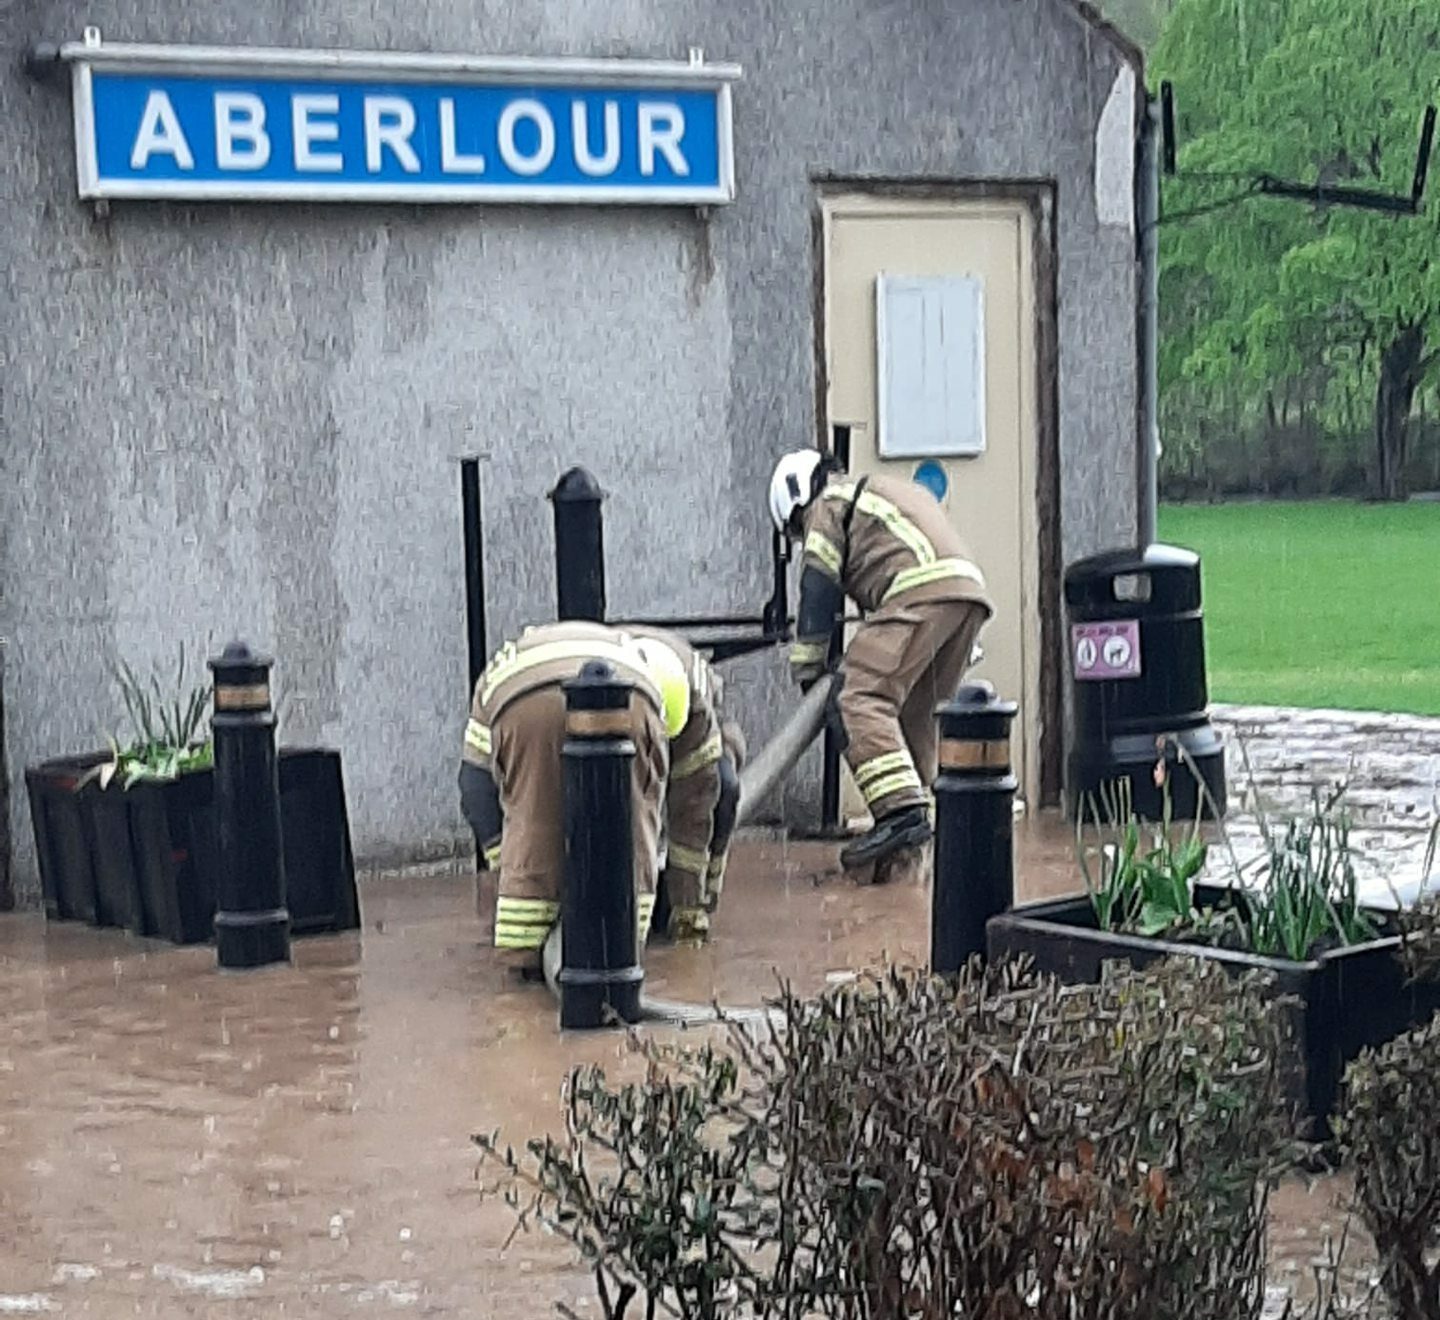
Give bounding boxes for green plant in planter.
[82,645,214,790]
[1079,745,1388,961]
[1243,784,1379,961]
[1076,768,1212,938]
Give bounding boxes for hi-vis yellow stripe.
[853,751,914,789]
[667,842,710,876]
[494,896,658,949]
[823,485,988,600]
[804,530,844,578]
[465,719,492,756]
[672,733,723,780]
[493,896,559,950]
[483,841,502,869]
[825,484,935,562]
[790,640,827,666]
[854,751,922,806]
[883,557,987,603]
[861,770,924,806]
[480,638,651,707]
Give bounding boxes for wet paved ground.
[1213,703,1440,902]
[0,829,1077,1317]
[4,702,1436,1315]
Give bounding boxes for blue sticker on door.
[913,461,949,503]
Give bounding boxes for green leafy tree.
[1155,0,1440,499]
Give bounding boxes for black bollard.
[559,660,643,1028]
[549,466,606,623]
[208,642,290,970]
[931,681,1017,976]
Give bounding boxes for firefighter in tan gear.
[624,626,747,944]
[457,621,691,967]
[768,450,993,873]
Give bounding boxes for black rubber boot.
[839,806,933,871]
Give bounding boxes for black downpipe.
[0,643,11,911]
[460,458,488,693]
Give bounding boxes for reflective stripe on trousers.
[494,895,658,951]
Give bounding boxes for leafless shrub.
[1341,1011,1440,1319]
[476,956,1300,1318]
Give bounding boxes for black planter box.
[987,886,1440,1141]
[25,748,360,945]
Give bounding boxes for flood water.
[5,709,1433,1318]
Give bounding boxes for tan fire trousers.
[839,598,989,820]
[490,685,667,957]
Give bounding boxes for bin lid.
[1065,543,1198,582]
[1064,543,1202,613]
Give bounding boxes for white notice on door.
[876,274,986,459]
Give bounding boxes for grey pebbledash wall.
[0,0,1142,903]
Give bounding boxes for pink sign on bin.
[1071,619,1142,681]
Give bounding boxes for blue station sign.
[61,34,740,205]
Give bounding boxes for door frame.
[810,178,1064,810]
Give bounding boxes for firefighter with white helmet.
[458,620,689,971]
[767,448,993,875]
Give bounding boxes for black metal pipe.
[208,642,291,970]
[559,660,644,1029]
[820,622,844,834]
[816,424,854,834]
[704,636,785,664]
[931,681,1017,976]
[1411,106,1436,206]
[610,614,771,630]
[549,466,607,623]
[461,458,488,693]
[0,643,11,912]
[763,528,792,640]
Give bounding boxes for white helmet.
[768,449,824,533]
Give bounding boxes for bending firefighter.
[768,450,994,873]
[457,621,691,970]
[625,626,747,944]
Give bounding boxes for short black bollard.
[549,466,607,623]
[931,681,1018,976]
[208,642,291,970]
[559,659,643,1028]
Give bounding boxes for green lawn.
[1157,502,1440,716]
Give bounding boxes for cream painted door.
[821,193,1041,814]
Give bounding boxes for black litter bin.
[1064,544,1225,821]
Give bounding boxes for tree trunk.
[1375,323,1425,501]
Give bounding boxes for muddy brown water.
[0,802,1400,1315]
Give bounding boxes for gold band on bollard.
[938,737,1010,771]
[214,683,270,712]
[567,709,632,738]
